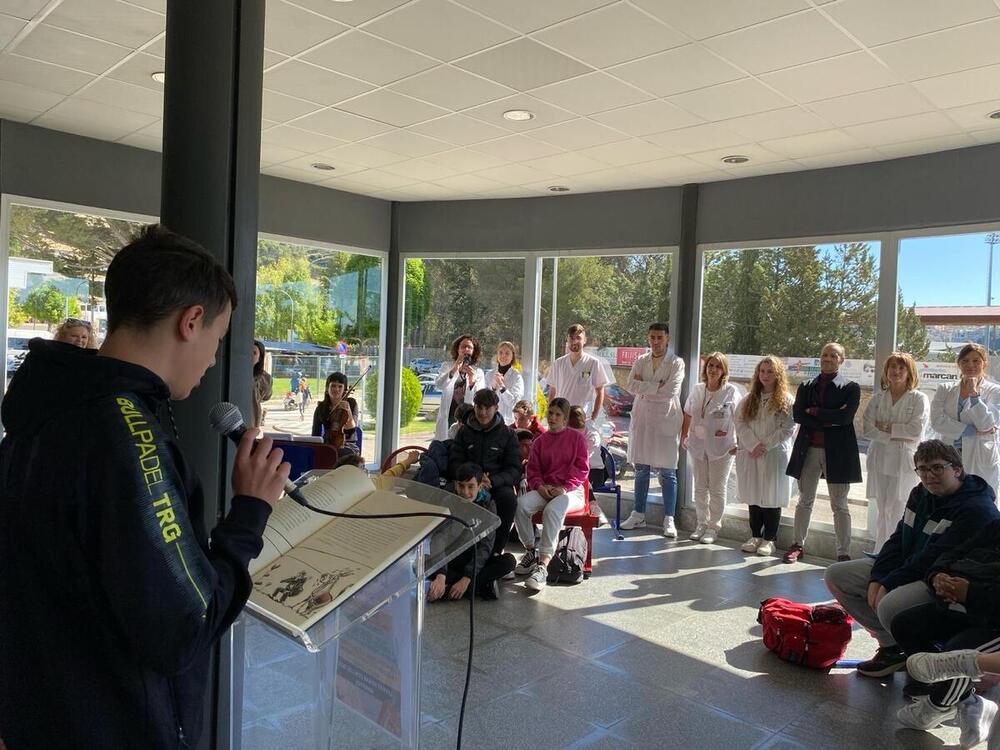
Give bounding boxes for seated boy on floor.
[427,463,516,602]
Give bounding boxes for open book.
[247,466,448,632]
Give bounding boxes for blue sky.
[898,232,997,307]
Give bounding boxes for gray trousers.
[793,447,852,556]
[824,557,936,647]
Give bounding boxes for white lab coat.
[484,366,525,425]
[734,392,795,508]
[684,382,740,461]
[864,388,928,488]
[931,380,1000,495]
[626,352,685,470]
[548,351,610,415]
[433,362,486,441]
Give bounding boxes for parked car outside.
[604,383,634,417]
[410,358,435,374]
[417,374,440,394]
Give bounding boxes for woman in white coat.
[433,334,486,441]
[682,352,739,544]
[484,341,525,426]
[735,356,795,558]
[863,352,929,550]
[931,342,1000,497]
[621,323,685,537]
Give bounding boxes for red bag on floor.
[757,598,853,669]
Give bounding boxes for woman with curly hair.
[433,334,486,440]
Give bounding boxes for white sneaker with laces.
[756,540,775,556]
[663,516,677,538]
[514,550,536,575]
[501,570,516,581]
[689,525,707,541]
[897,695,957,731]
[907,650,983,684]
[741,537,761,553]
[525,562,548,591]
[959,693,998,749]
[700,530,717,545]
[619,511,646,530]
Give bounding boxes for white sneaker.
[907,649,983,684]
[959,694,998,749]
[663,516,677,538]
[689,525,707,541]
[741,537,761,553]
[756,540,775,556]
[501,570,516,581]
[619,511,646,530]
[897,695,957,731]
[514,550,536,575]
[700,530,717,545]
[525,563,547,591]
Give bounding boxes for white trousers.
[691,454,734,531]
[870,472,912,552]
[514,487,585,558]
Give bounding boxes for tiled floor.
[418,529,982,750]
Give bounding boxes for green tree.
[896,291,931,359]
[399,368,422,428]
[7,289,27,326]
[23,285,78,328]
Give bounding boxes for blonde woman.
[864,353,929,550]
[53,318,91,348]
[682,352,739,544]
[484,341,524,425]
[931,343,1000,496]
[735,356,795,557]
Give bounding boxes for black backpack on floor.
[546,527,588,584]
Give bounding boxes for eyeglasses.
[914,463,953,477]
[65,318,92,329]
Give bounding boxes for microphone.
[208,401,308,506]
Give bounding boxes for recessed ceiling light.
[503,109,534,122]
[721,154,750,164]
[151,71,166,84]
[548,186,570,193]
[311,163,336,171]
[988,110,1000,120]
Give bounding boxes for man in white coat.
[547,324,610,420]
[620,323,685,537]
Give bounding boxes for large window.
[254,237,384,464]
[699,241,882,533]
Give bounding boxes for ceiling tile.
[408,114,511,146]
[473,185,537,198]
[0,53,92,94]
[431,147,506,172]
[331,169,418,190]
[827,0,998,47]
[15,24,131,74]
[361,129,452,157]
[844,111,962,146]
[389,182,457,199]
[261,89,323,122]
[324,143,409,168]
[760,51,902,103]
[533,3,686,68]
[259,144,308,166]
[262,163,329,184]
[262,50,286,69]
[302,31,437,86]
[0,77,61,114]
[0,13,24,47]
[807,84,934,127]
[144,34,165,57]
[593,100,702,136]
[264,1,348,56]
[912,64,1000,109]
[795,148,884,169]
[530,72,651,116]
[609,45,744,98]
[294,107,394,141]
[45,0,164,48]
[337,89,448,127]
[453,0,616,33]
[760,129,863,158]
[463,94,575,131]
[364,0,517,61]
[529,151,612,176]
[126,0,165,14]
[971,130,1000,145]
[261,125,346,153]
[628,155,712,179]
[78,77,162,117]
[704,11,858,75]
[631,0,807,40]
[945,99,1000,131]
[714,159,801,177]
[455,38,591,91]
[666,78,791,121]
[106,51,164,91]
[473,163,558,185]
[0,1,48,20]
[0,103,47,122]
[566,166,644,190]
[721,106,828,141]
[685,143,785,169]
[874,18,1000,80]
[389,66,514,110]
[470,134,563,161]
[577,138,674,165]
[118,132,161,151]
[290,0,410,26]
[876,132,978,158]
[530,118,628,149]
[278,154,365,176]
[264,60,373,105]
[644,122,745,153]
[430,172,508,193]
[34,97,157,140]
[381,158,460,181]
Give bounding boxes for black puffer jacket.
[449,413,522,490]
[0,340,271,749]
[927,518,1000,627]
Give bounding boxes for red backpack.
[757,598,853,669]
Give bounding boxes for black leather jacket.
[0,340,271,749]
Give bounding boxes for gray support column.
[381,202,404,461]
[159,2,265,749]
[674,184,700,510]
[521,254,543,409]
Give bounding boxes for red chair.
[272,440,339,481]
[532,479,599,578]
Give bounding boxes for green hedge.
[400,368,422,428]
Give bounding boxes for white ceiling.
[1,0,1000,201]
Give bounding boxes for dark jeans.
[891,602,1000,707]
[491,484,517,556]
[441,552,516,598]
[748,505,781,541]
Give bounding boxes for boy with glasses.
[824,440,999,678]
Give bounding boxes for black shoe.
[902,679,932,700]
[857,646,908,677]
[478,580,500,601]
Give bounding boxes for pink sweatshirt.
[526,427,590,492]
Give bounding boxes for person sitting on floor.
[511,399,546,438]
[427,463,516,602]
[824,440,999,678]
[447,403,474,440]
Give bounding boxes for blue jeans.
[633,464,677,517]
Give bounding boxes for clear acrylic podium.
[236,475,498,750]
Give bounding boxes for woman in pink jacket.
[513,397,591,591]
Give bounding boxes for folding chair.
[590,446,624,541]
